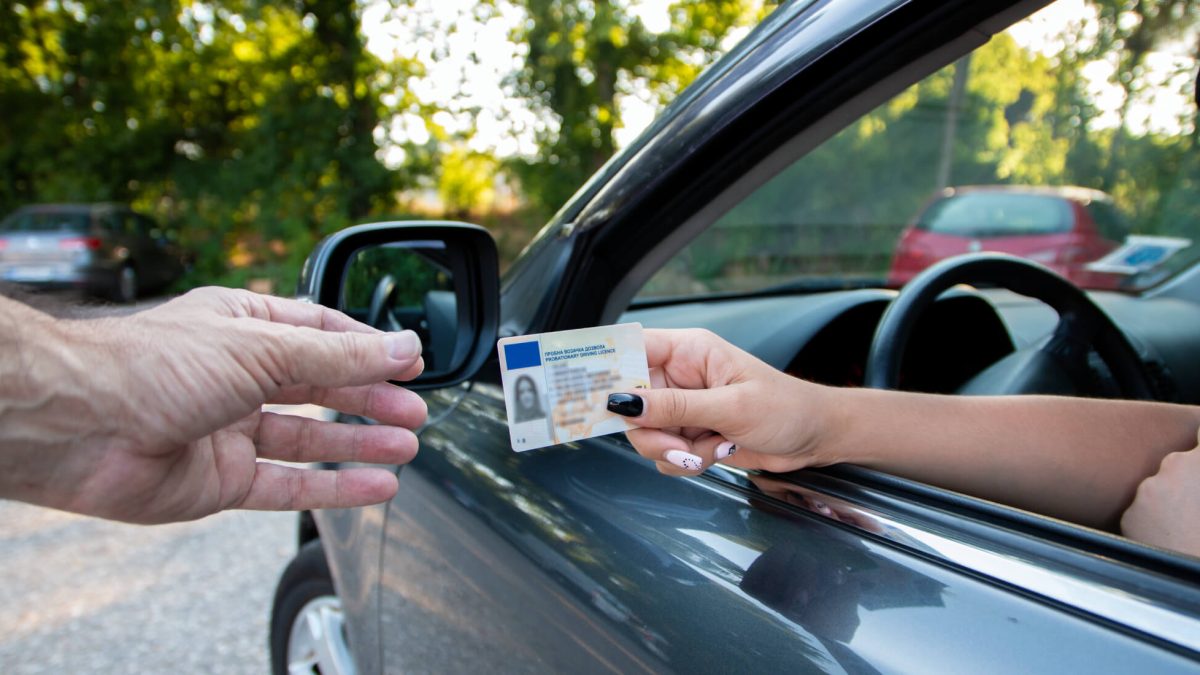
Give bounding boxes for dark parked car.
[0,203,184,302]
[271,0,1200,673]
[888,185,1129,289]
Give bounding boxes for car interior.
[611,0,1200,577]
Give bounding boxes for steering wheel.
[366,275,404,332]
[864,253,1155,399]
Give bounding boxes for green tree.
[438,145,500,218]
[0,0,421,291]
[1083,0,1200,189]
[507,0,772,217]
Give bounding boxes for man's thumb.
[257,325,423,389]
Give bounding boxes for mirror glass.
[340,241,461,377]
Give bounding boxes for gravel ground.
[0,405,333,675]
[0,504,296,674]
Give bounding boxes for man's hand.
[1121,434,1200,557]
[0,287,429,524]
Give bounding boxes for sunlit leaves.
[508,0,772,217]
[438,145,500,216]
[0,0,422,291]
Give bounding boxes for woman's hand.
[1121,432,1200,557]
[608,329,1200,534]
[607,328,842,475]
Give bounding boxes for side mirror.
[298,221,499,390]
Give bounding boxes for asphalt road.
[0,405,334,674]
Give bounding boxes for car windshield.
[639,0,1200,299]
[917,193,1070,238]
[0,211,89,234]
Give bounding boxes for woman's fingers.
[255,412,419,465]
[625,427,735,474]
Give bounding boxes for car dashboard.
[623,286,1200,403]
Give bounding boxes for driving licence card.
[497,323,650,452]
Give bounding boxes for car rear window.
[917,193,1070,237]
[0,212,90,233]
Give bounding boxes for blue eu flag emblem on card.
[504,341,541,370]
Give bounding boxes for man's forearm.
[823,387,1200,530]
[0,296,113,505]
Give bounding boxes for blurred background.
[0,0,773,296]
[3,1,1200,672]
[1,0,1199,297]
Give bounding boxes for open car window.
[618,0,1200,612]
[638,0,1200,300]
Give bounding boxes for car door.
[381,380,1199,673]
[374,0,1200,671]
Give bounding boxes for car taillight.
[59,237,102,251]
[0,239,7,251]
[899,243,932,264]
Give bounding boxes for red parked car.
[888,186,1130,288]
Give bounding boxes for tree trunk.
[935,53,971,191]
[592,0,618,172]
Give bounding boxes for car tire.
[113,265,138,303]
[269,540,357,675]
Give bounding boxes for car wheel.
[114,266,138,303]
[270,540,357,675]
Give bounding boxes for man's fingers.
[223,288,382,334]
[179,287,380,334]
[255,413,419,465]
[255,294,380,334]
[270,382,429,428]
[236,463,399,511]
[252,324,424,390]
[610,385,737,431]
[394,355,425,382]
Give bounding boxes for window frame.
[559,0,1200,636]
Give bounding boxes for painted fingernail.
[665,449,704,471]
[386,331,421,359]
[715,441,738,460]
[607,393,644,417]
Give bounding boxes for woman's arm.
[613,329,1200,530]
[822,387,1200,529]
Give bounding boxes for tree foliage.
[4,0,1200,292]
[0,0,419,289]
[507,0,771,216]
[647,4,1200,295]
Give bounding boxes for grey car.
[271,0,1200,672]
[0,203,183,302]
